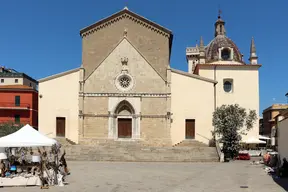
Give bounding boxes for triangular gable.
[80,8,173,38]
[86,37,166,82]
[80,8,173,81]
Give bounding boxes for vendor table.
[0,176,42,187]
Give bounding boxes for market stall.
[0,124,68,188]
[240,137,266,157]
[0,124,56,147]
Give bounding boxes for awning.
[259,135,271,140]
[242,137,266,144]
[0,124,57,147]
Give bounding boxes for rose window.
[119,75,131,88]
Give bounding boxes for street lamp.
[286,92,288,103]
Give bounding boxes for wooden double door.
[185,119,195,139]
[118,118,132,138]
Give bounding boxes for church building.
[38,8,261,146]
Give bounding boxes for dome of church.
[205,35,242,63]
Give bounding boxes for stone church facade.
[39,8,261,146]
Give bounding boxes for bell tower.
[186,44,200,74]
[214,10,226,37]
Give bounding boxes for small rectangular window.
[15,95,20,106]
[15,79,18,83]
[0,79,4,83]
[14,115,20,124]
[29,83,32,87]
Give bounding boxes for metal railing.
[0,102,30,108]
[0,120,31,125]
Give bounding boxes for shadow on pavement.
[273,177,288,191]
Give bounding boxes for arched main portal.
[108,99,141,140]
[115,101,135,139]
[114,101,135,139]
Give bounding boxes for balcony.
[0,102,30,110]
[0,120,31,126]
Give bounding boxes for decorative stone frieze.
[79,92,171,98]
[80,113,168,119]
[81,13,170,38]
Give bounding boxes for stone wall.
[79,10,171,146]
[81,11,171,81]
[84,97,108,114]
[140,118,171,146]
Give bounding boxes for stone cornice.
[39,68,80,83]
[80,113,168,118]
[79,92,170,98]
[171,68,217,84]
[80,10,171,39]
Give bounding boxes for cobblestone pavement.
[3,161,287,192]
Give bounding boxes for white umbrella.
[242,137,266,144]
[0,124,57,147]
[259,135,271,140]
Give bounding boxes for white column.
[230,47,234,60]
[135,116,140,139]
[108,114,114,139]
[114,118,118,140]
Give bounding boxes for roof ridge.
[80,9,172,38]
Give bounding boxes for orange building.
[0,85,38,128]
[262,104,288,136]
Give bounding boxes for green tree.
[212,104,257,159]
[0,121,23,137]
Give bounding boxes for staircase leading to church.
[62,139,219,162]
[54,137,76,146]
[173,139,208,147]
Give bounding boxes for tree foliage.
[212,104,257,159]
[0,121,23,137]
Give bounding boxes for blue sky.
[0,0,287,112]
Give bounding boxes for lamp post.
[285,92,288,103]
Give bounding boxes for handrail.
[0,120,31,125]
[196,133,222,162]
[196,133,211,142]
[0,102,30,108]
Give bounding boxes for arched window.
[223,79,233,93]
[221,48,231,60]
[115,100,135,115]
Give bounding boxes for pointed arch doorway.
[115,100,135,139]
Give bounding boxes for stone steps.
[55,137,76,146]
[173,139,208,147]
[63,144,219,162]
[79,138,149,146]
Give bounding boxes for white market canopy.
[0,124,57,147]
[259,135,271,140]
[242,137,266,144]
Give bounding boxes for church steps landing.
[63,144,219,162]
[78,138,169,147]
[173,140,208,147]
[55,137,76,146]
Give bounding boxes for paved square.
[3,161,287,192]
